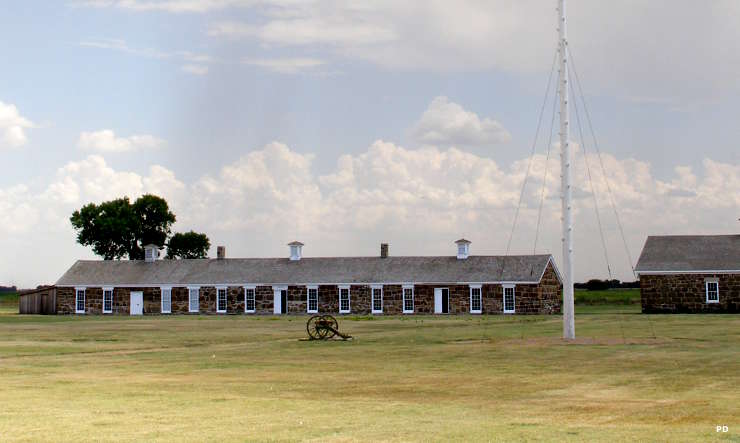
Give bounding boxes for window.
[75,287,86,314]
[188,287,200,313]
[706,280,719,303]
[161,287,172,314]
[244,286,256,313]
[339,286,350,313]
[470,285,482,314]
[217,287,227,313]
[503,285,515,313]
[403,286,414,314]
[307,286,318,313]
[371,286,383,314]
[102,287,113,314]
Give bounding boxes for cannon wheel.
[306,314,339,340]
[320,315,338,339]
[306,315,322,340]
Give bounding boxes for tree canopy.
[166,231,211,259]
[70,195,176,260]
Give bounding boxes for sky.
[1,0,739,287]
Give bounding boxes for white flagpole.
[558,0,575,339]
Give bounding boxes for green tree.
[166,231,211,259]
[70,194,176,260]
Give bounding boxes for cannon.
[306,315,352,340]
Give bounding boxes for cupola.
[455,238,471,260]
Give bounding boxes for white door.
[273,289,281,314]
[434,288,442,314]
[130,291,143,316]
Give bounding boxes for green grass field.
[0,296,738,442]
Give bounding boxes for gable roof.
[56,255,558,287]
[635,235,740,274]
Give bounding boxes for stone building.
[635,235,740,313]
[52,240,562,316]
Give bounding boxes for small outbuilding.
[635,235,740,313]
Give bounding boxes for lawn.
[575,288,640,305]
[0,308,738,442]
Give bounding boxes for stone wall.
[640,273,740,313]
[56,264,563,315]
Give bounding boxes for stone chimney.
[144,244,160,263]
[288,241,304,261]
[455,238,471,260]
[217,246,226,260]
[380,243,389,258]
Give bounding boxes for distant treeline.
[575,279,639,291]
[0,286,18,293]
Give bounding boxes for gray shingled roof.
[56,255,557,286]
[635,235,740,273]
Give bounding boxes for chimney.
[380,243,389,258]
[455,238,471,260]
[217,246,226,260]
[144,244,160,263]
[288,241,304,261]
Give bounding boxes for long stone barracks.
[52,240,563,316]
[635,235,740,313]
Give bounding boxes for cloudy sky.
[2,0,739,287]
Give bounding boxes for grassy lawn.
[575,288,640,305]
[0,292,18,314]
[0,308,738,442]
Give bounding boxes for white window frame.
[307,286,319,314]
[503,285,516,314]
[160,287,172,314]
[216,286,228,313]
[469,284,482,314]
[188,286,200,313]
[402,285,414,314]
[244,286,256,313]
[705,279,719,303]
[75,287,86,314]
[102,286,114,314]
[338,285,351,314]
[371,285,383,314]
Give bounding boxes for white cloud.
[71,0,250,13]
[3,137,740,287]
[78,129,165,152]
[181,64,209,75]
[410,96,511,147]
[0,101,34,149]
[243,57,325,74]
[80,38,214,75]
[202,1,740,101]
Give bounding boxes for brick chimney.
[380,243,389,258]
[217,246,226,260]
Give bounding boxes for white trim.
[273,286,287,315]
[160,286,172,314]
[216,286,228,313]
[402,285,414,314]
[705,278,719,304]
[243,286,256,313]
[307,285,319,314]
[371,285,383,314]
[56,279,544,288]
[636,270,740,276]
[469,284,482,314]
[75,287,86,314]
[102,286,114,314]
[503,284,516,314]
[338,285,351,314]
[188,286,200,313]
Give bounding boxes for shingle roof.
[55,255,557,287]
[635,235,740,273]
